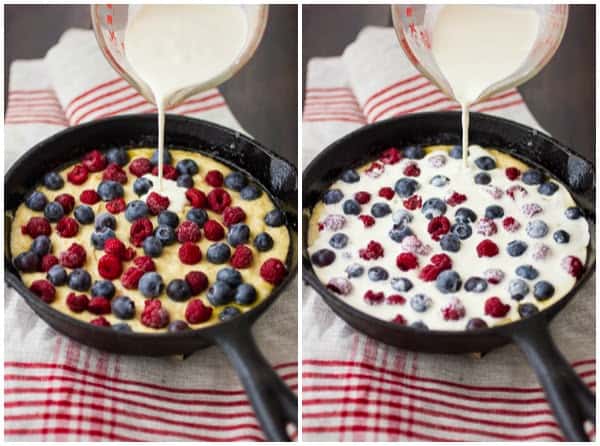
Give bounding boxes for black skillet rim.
[302,111,595,338]
[5,114,298,341]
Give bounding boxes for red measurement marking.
[106,14,112,25]
[409,22,417,35]
[406,7,412,17]
[109,30,115,41]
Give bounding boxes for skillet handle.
[214,319,297,441]
[511,318,595,441]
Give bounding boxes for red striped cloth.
[302,27,595,441]
[5,29,298,442]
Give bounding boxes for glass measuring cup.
[91,4,269,108]
[391,4,569,104]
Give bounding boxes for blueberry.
[106,147,129,166]
[187,208,208,226]
[430,175,449,187]
[228,223,250,246]
[311,249,335,267]
[474,156,496,170]
[155,225,176,245]
[207,281,235,306]
[518,303,539,318]
[158,210,179,228]
[68,268,91,291]
[113,323,133,332]
[436,270,462,293]
[47,264,67,286]
[474,172,491,185]
[466,318,488,330]
[150,148,172,165]
[522,169,544,185]
[341,169,360,183]
[74,205,94,224]
[485,205,504,219]
[464,277,487,293]
[345,263,364,278]
[389,225,413,243]
[133,177,153,196]
[14,251,39,272]
[91,280,116,299]
[31,235,51,256]
[440,234,460,252]
[392,209,413,225]
[91,227,116,250]
[565,207,583,220]
[240,184,262,200]
[411,321,429,330]
[508,279,529,301]
[368,266,389,281]
[455,207,477,223]
[223,172,248,191]
[507,240,528,257]
[111,296,135,319]
[235,284,257,305]
[216,267,243,287]
[553,230,570,244]
[516,264,539,280]
[125,200,149,222]
[394,178,419,197]
[176,174,194,188]
[168,320,191,332]
[451,222,472,240]
[329,233,349,249]
[95,212,116,231]
[410,294,432,312]
[391,277,413,292]
[166,279,192,302]
[143,236,163,258]
[526,220,549,239]
[264,209,285,227]
[449,145,462,159]
[138,272,164,297]
[97,180,124,201]
[538,181,558,196]
[533,281,554,300]
[44,202,64,222]
[25,191,48,211]
[404,145,425,159]
[43,172,64,190]
[422,198,447,219]
[219,306,242,321]
[254,232,274,252]
[371,202,391,218]
[206,243,231,264]
[176,158,199,175]
[340,199,359,215]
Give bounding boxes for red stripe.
[172,92,223,108]
[7,99,61,106]
[364,79,432,116]
[74,91,143,124]
[5,427,137,441]
[303,117,365,124]
[477,99,525,113]
[66,84,132,119]
[304,93,359,101]
[304,99,361,107]
[572,359,596,367]
[90,99,153,121]
[304,103,362,112]
[370,87,442,122]
[303,111,365,120]
[363,74,423,110]
[305,87,353,93]
[173,101,227,116]
[65,78,125,113]
[5,113,67,121]
[5,119,67,126]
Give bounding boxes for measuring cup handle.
[511,318,595,441]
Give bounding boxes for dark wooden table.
[4,5,298,166]
[303,5,595,161]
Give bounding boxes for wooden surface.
[302,5,595,161]
[4,5,298,166]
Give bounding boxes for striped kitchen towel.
[5,29,297,441]
[302,26,595,442]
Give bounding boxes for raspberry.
[207,188,232,213]
[378,187,394,200]
[203,219,225,241]
[476,239,499,257]
[401,235,431,256]
[561,255,583,278]
[56,217,79,237]
[55,194,75,214]
[40,254,59,272]
[506,185,527,200]
[66,292,89,313]
[186,188,207,208]
[121,267,145,289]
[322,214,346,231]
[129,158,152,177]
[441,298,466,321]
[391,314,407,325]
[123,247,136,261]
[358,215,375,228]
[502,217,521,232]
[82,150,107,172]
[359,241,384,260]
[427,216,450,241]
[477,218,498,236]
[205,170,224,187]
[431,253,452,269]
[259,258,287,285]
[484,268,505,284]
[80,189,100,204]
[151,164,179,180]
[130,218,153,247]
[522,203,543,217]
[403,195,422,210]
[403,163,420,177]
[98,254,123,279]
[67,164,89,185]
[146,192,170,215]
[505,167,521,181]
[102,163,128,183]
[133,255,156,272]
[106,197,126,214]
[88,296,111,315]
[386,295,406,305]
[484,297,510,318]
[185,299,213,324]
[326,277,352,295]
[179,242,202,264]
[90,317,111,327]
[531,243,550,261]
[104,238,126,259]
[230,245,253,268]
[354,191,371,204]
[365,161,384,178]
[185,271,209,295]
[364,290,384,305]
[223,206,246,227]
[445,192,467,206]
[176,220,201,243]
[379,147,402,165]
[428,154,447,168]
[59,243,86,268]
[29,279,56,303]
[396,252,418,271]
[484,185,504,200]
[22,217,51,238]
[141,299,170,329]
[419,264,443,281]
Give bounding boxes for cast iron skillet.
[303,112,595,441]
[5,114,298,442]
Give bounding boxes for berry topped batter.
[12,148,289,333]
[308,145,589,331]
